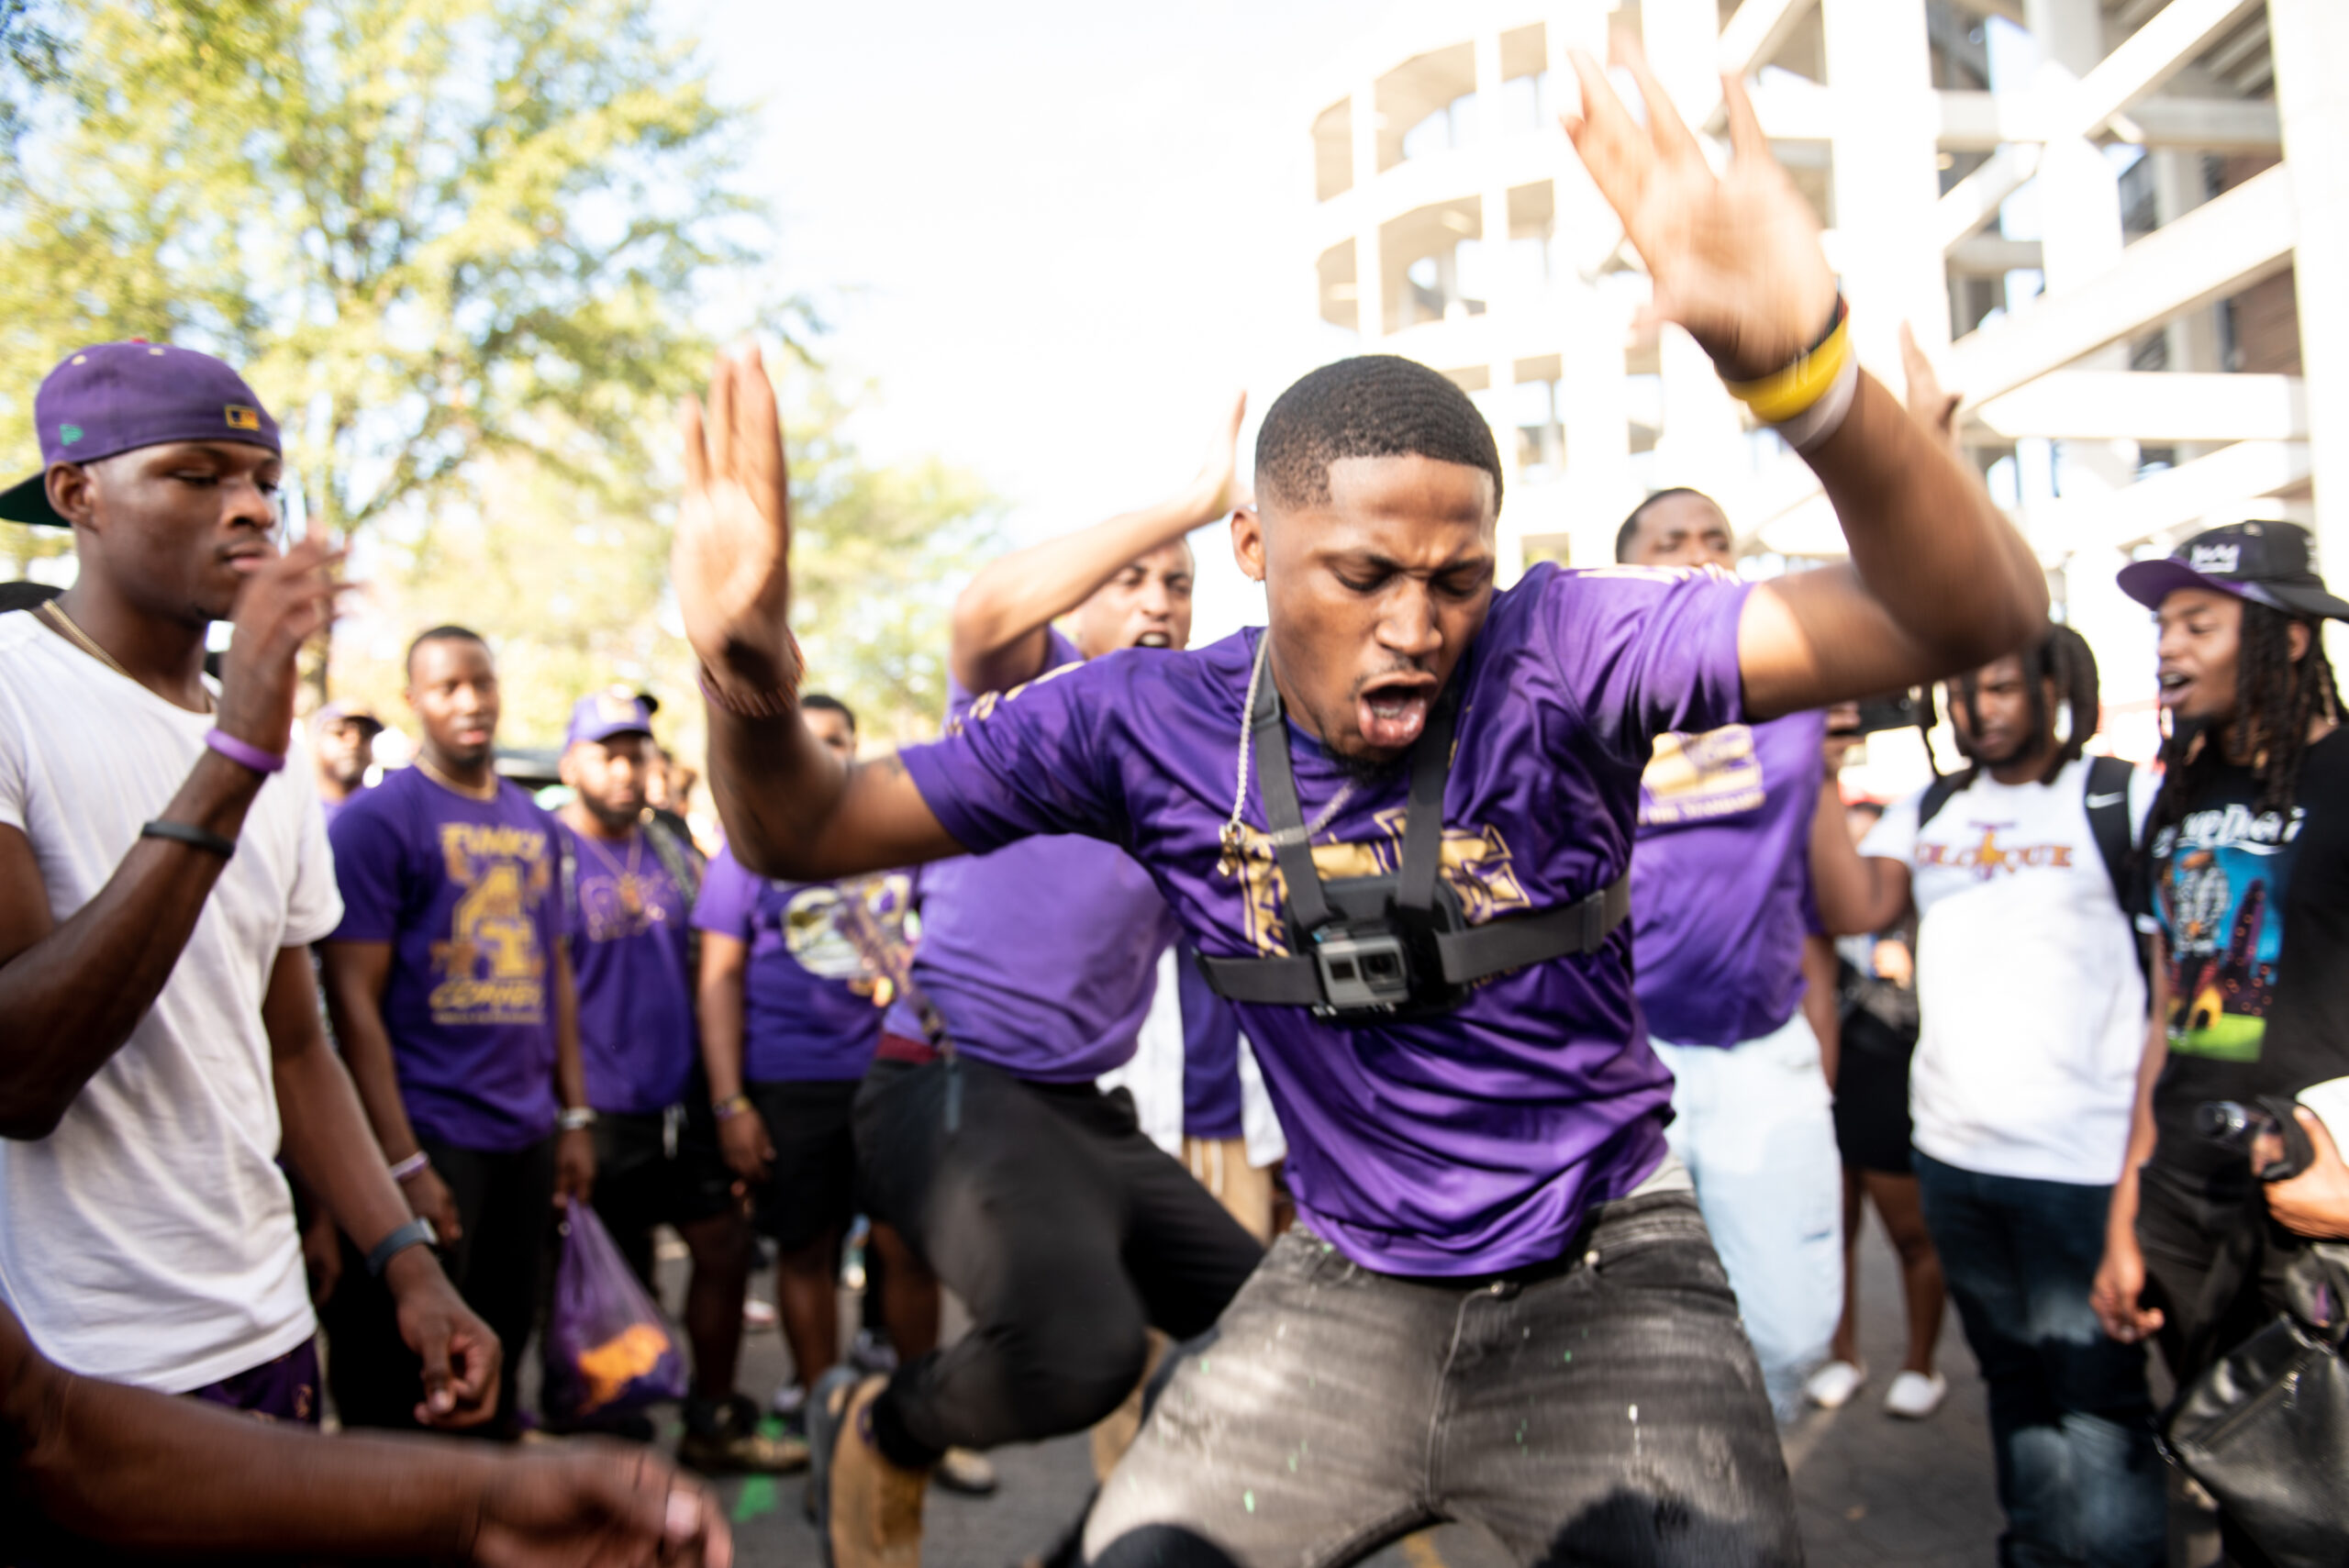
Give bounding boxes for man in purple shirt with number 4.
[673,51,2047,1568]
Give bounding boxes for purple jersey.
[883,628,1180,1083]
[557,820,697,1115]
[1179,951,1245,1141]
[327,766,563,1151]
[898,562,1752,1275]
[1630,709,1827,1047]
[691,847,901,1083]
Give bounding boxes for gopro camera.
[2195,1095,2314,1183]
[1311,926,1414,1013]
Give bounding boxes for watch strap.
[365,1217,439,1278]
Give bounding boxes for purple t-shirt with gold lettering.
[327,766,563,1151]
[557,820,697,1115]
[1630,709,1827,1047]
[883,628,1179,1083]
[897,562,1752,1275]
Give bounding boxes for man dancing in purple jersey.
[673,46,2045,1568]
[811,390,1264,1554]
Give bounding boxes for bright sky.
[662,0,1398,646]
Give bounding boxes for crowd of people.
[3,40,2347,1568]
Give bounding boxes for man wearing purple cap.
[2092,525,2348,1429]
[0,342,498,1440]
[552,685,802,1473]
[320,625,596,1438]
[675,54,2051,1568]
[313,698,384,820]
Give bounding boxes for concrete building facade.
[1303,0,2340,763]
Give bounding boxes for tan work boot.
[809,1367,928,1568]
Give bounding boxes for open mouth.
[1356,675,1434,751]
[2157,670,2195,706]
[1133,631,1172,650]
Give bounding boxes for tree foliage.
[0,0,780,579]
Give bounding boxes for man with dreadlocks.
[2089,526,2346,1479]
[1811,622,2165,1565]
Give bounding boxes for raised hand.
[1562,39,1838,382]
[673,343,799,713]
[214,533,349,757]
[468,1447,731,1567]
[1190,389,1249,521]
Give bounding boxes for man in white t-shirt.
[0,342,496,1439]
[1810,624,2164,1568]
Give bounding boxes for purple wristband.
[206,728,287,775]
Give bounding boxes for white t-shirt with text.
[1860,757,2154,1185]
[0,610,343,1391]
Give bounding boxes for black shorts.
[590,1104,740,1273]
[749,1077,863,1251]
[1831,1009,1917,1174]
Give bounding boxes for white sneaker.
[742,1295,778,1330]
[1803,1359,1866,1409]
[1884,1369,1947,1419]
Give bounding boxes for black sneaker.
[677,1393,808,1475]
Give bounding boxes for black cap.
[2117,521,2349,622]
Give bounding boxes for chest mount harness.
[1197,637,1630,1023]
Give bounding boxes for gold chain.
[413,751,500,802]
[36,600,133,681]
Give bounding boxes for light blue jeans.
[1652,1011,1843,1423]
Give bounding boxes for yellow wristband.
[1725,301,1852,426]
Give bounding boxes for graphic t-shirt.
[691,846,905,1083]
[1631,709,1827,1047]
[1179,951,1246,1141]
[897,562,1752,1275]
[0,612,342,1392]
[884,628,1181,1083]
[1862,759,2155,1184]
[327,766,564,1151]
[557,820,697,1115]
[2147,728,2349,1189]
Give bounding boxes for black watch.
[364,1216,440,1278]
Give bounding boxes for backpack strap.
[554,826,580,960]
[2082,753,2138,911]
[1914,770,1965,833]
[642,817,705,979]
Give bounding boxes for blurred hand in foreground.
[673,344,798,710]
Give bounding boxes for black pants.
[1083,1195,1801,1568]
[853,1055,1264,1463]
[320,1134,555,1437]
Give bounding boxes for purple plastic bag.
[542,1204,687,1421]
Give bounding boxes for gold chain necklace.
[576,824,655,921]
[414,751,499,802]
[35,599,214,714]
[37,599,133,680]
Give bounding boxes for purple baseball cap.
[0,341,283,528]
[2117,521,2349,622]
[565,689,656,750]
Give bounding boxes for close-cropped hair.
[802,692,855,733]
[1253,355,1502,516]
[405,624,488,677]
[1613,487,1715,562]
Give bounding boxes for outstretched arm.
[952,392,1243,696]
[673,347,966,883]
[3,1298,729,1563]
[1565,45,2044,717]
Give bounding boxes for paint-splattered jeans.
[1084,1191,1802,1568]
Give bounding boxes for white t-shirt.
[0,609,342,1391]
[1860,757,2154,1185]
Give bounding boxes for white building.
[1302,0,2342,765]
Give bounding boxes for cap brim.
[2268,581,2349,622]
[565,724,653,749]
[2116,559,2219,611]
[0,470,65,528]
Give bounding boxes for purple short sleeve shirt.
[326,766,563,1151]
[1179,951,1245,1142]
[898,563,1753,1275]
[882,628,1180,1083]
[556,821,697,1115]
[690,847,901,1083]
[1630,708,1828,1047]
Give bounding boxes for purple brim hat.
[0,341,282,528]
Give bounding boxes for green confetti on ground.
[1563,1351,1573,1363]
[732,1476,779,1524]
[1245,1491,1256,1513]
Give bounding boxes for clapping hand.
[1562,39,1839,383]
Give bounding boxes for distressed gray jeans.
[1084,1190,1802,1568]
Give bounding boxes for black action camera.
[2196,1096,2316,1183]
